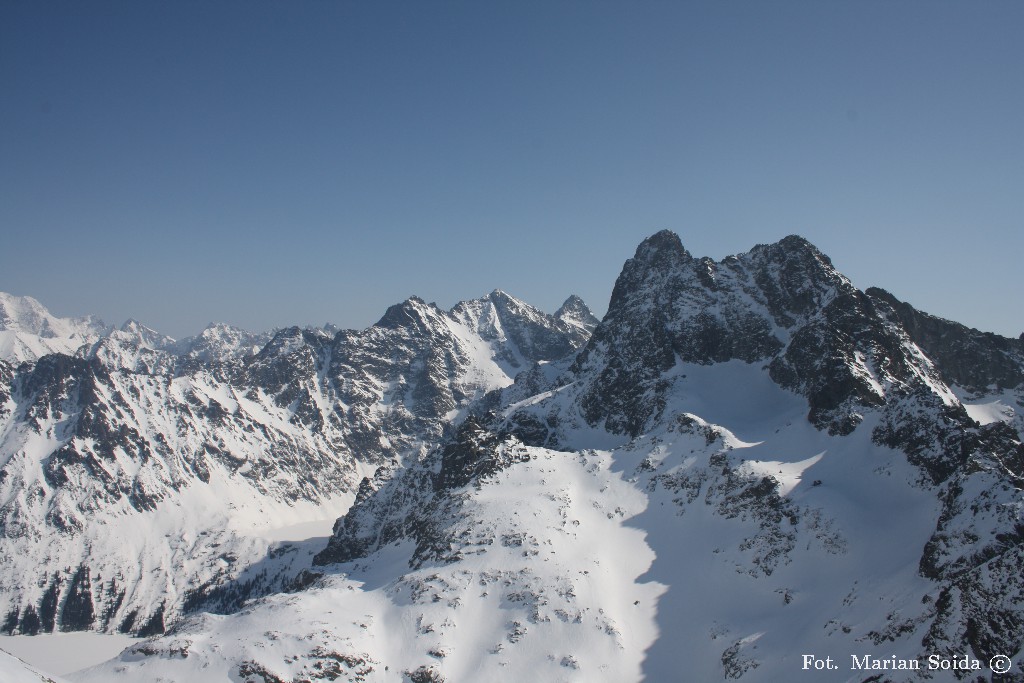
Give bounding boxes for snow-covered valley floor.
[0,632,136,676]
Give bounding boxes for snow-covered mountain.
[0,293,111,365]
[0,290,595,639]
[71,232,1023,682]
[170,323,276,365]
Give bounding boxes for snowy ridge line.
[6,232,1024,682]
[0,289,596,638]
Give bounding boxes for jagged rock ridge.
[11,233,1024,683]
[0,290,592,636]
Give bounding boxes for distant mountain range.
[0,287,597,638]
[2,233,1022,682]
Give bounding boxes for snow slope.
[73,361,994,682]
[0,647,71,683]
[0,633,134,676]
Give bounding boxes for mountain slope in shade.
[868,286,1024,437]
[0,290,592,637]
[74,232,1023,682]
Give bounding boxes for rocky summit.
[3,233,1023,683]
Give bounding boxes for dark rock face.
[570,232,918,436]
[768,290,898,435]
[136,603,166,637]
[433,419,527,492]
[487,290,584,363]
[60,565,95,630]
[748,235,846,325]
[375,296,438,332]
[914,416,1024,666]
[868,287,1024,392]
[0,360,14,423]
[564,232,1016,443]
[35,574,61,634]
[313,419,527,569]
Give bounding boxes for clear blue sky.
[2,1,1022,338]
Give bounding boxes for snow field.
[0,632,134,676]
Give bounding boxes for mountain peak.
[118,318,165,338]
[555,295,599,333]
[373,296,440,330]
[0,292,48,330]
[777,233,818,252]
[606,231,693,317]
[0,291,107,338]
[0,292,111,363]
[487,289,526,309]
[632,230,692,265]
[555,294,588,315]
[751,234,835,271]
[112,319,176,353]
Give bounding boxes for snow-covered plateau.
[2,232,1022,682]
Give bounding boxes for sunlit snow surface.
[0,292,109,365]
[963,399,1013,425]
[739,452,824,496]
[953,385,1024,440]
[257,518,339,544]
[69,361,966,683]
[74,446,662,682]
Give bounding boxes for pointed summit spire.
[555,295,599,334]
[607,231,693,316]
